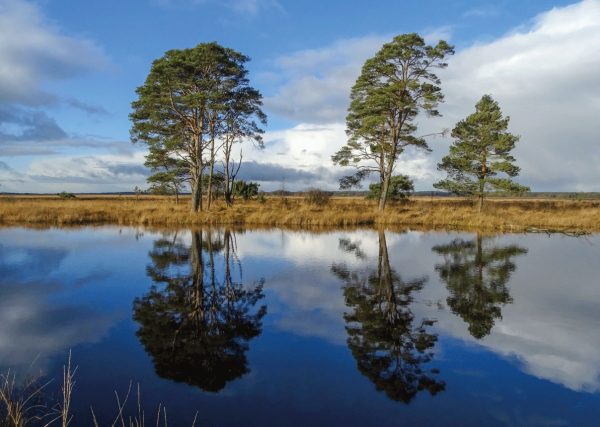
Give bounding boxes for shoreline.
[0,196,598,233]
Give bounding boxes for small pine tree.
[434,95,529,212]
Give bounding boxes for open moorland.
[1,195,598,233]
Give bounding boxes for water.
[1,226,600,426]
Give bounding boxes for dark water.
[1,226,600,426]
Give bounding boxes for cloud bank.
[3,0,599,193]
[263,0,600,191]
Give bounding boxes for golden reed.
[0,195,598,232]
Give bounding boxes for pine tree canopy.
[434,95,529,201]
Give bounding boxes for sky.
[0,0,599,193]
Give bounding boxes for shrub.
[304,188,331,206]
[57,191,76,199]
[366,175,414,201]
[233,181,260,200]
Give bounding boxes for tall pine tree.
[332,33,454,212]
[434,95,529,212]
[130,43,265,213]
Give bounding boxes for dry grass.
[0,369,50,426]
[0,355,198,427]
[0,194,598,232]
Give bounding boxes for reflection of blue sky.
[2,227,600,425]
[0,227,153,370]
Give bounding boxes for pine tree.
[434,95,529,212]
[332,33,454,212]
[130,43,265,213]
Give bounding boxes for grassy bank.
[0,195,598,232]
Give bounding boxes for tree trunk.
[191,131,203,212]
[478,155,487,214]
[378,174,390,212]
[478,178,485,213]
[206,165,213,210]
[224,184,232,206]
[207,133,215,211]
[378,130,396,213]
[191,176,202,212]
[224,154,232,206]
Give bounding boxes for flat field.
[0,195,598,232]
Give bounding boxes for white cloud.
[5,0,599,193]
[154,0,282,16]
[0,0,117,193]
[423,25,454,44]
[0,0,109,105]
[0,151,149,193]
[226,0,282,16]
[237,123,434,190]
[434,0,600,191]
[463,4,504,18]
[0,160,23,184]
[264,36,389,124]
[264,0,600,191]
[238,123,346,190]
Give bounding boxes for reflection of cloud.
[422,234,600,392]
[0,236,119,370]
[266,267,347,345]
[3,227,599,395]
[240,230,600,393]
[235,230,418,344]
[236,229,394,265]
[0,281,115,368]
[0,245,67,280]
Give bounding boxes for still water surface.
[1,226,600,426]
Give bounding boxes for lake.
[1,226,599,426]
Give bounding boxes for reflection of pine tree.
[134,230,266,392]
[332,231,444,403]
[432,234,527,339]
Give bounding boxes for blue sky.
[0,0,598,192]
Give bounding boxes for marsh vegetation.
[1,195,598,232]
